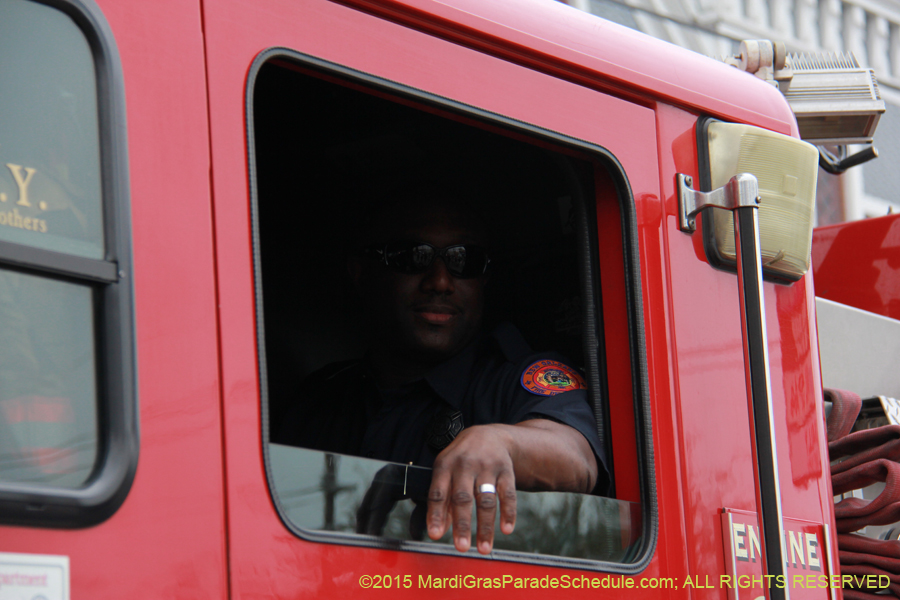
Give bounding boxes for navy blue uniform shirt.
[274,323,609,495]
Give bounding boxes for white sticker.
[0,552,68,600]
[880,396,900,426]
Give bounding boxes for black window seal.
[248,47,656,573]
[0,240,118,283]
[0,0,138,528]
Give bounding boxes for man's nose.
[420,257,455,294]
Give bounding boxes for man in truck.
[274,187,608,554]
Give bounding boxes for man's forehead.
[363,194,489,246]
[390,221,484,246]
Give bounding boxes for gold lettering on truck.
[0,162,50,234]
[6,163,37,207]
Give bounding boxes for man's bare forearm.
[505,419,598,494]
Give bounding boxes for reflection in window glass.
[270,445,641,561]
[0,270,97,488]
[0,0,105,259]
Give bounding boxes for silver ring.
[479,483,496,494]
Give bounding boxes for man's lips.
[413,305,460,324]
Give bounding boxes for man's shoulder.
[483,323,587,397]
[517,357,587,397]
[487,322,533,363]
[289,359,370,414]
[271,359,369,448]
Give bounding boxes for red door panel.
[0,1,228,597]
[202,0,673,598]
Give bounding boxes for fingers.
[426,425,517,553]
[474,480,497,554]
[426,462,513,552]
[497,470,516,536]
[427,467,451,541]
[450,474,475,552]
[473,471,516,552]
[426,460,477,551]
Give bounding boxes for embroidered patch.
[521,360,586,396]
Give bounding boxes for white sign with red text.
[0,552,68,600]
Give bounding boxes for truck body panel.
[0,0,854,598]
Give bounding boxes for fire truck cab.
[0,0,884,598]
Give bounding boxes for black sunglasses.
[363,242,490,279]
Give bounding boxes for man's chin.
[405,333,466,364]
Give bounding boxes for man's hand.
[426,425,517,554]
[426,419,597,554]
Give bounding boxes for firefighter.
[274,188,607,554]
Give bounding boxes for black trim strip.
[0,0,138,529]
[557,155,616,497]
[734,206,788,600]
[697,116,790,597]
[0,240,118,283]
[248,48,657,573]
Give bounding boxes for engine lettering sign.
[721,509,834,600]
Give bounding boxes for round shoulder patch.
[520,360,586,396]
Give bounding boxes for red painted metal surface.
[334,0,798,134]
[0,1,228,598]
[655,103,834,600]
[0,0,840,597]
[205,0,672,596]
[813,212,900,320]
[202,0,832,598]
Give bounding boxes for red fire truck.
[1,0,895,598]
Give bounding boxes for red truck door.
[201,0,681,597]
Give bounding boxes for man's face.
[354,200,488,365]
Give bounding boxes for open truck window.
[0,0,136,527]
[251,52,651,565]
